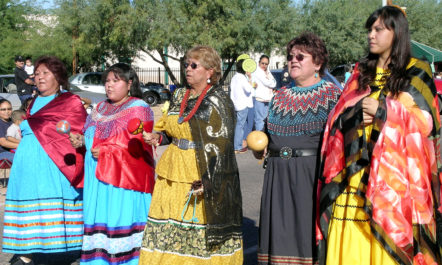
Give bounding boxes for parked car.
[141,82,171,106]
[330,64,347,84]
[69,72,105,94]
[0,74,17,93]
[69,72,171,106]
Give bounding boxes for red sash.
[27,92,87,188]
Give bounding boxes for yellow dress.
[325,67,397,265]
[139,113,243,265]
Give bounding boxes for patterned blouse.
[267,79,341,137]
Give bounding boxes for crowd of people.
[1,5,441,265]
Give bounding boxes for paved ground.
[0,104,265,265]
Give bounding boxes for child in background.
[25,57,38,96]
[7,110,26,144]
[24,57,34,78]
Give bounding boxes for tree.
[297,0,380,68]
[396,0,442,50]
[296,0,442,68]
[135,0,297,86]
[0,0,32,73]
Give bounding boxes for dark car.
[141,82,171,106]
[0,74,17,93]
[330,64,347,84]
[270,69,291,89]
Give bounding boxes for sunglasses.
[0,108,12,111]
[184,62,199,70]
[287,54,305,62]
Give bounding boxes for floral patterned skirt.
[139,176,243,265]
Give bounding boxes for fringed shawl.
[317,59,442,264]
[84,98,155,193]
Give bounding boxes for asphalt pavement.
[0,104,266,265]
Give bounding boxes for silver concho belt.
[269,146,317,160]
[172,137,201,150]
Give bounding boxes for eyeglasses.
[0,108,12,111]
[287,53,305,62]
[184,62,199,69]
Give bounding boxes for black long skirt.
[258,134,319,265]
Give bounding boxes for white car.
[69,72,105,94]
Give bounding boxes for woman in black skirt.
[254,32,341,265]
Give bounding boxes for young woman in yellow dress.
[317,6,441,265]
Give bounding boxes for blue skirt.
[80,126,152,265]
[2,95,83,254]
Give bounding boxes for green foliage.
[298,0,381,68]
[135,0,297,85]
[0,0,31,73]
[2,0,441,78]
[395,0,442,50]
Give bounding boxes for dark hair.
[0,99,11,106]
[34,56,69,91]
[25,57,32,61]
[286,32,328,76]
[20,97,33,111]
[259,55,269,63]
[358,6,411,96]
[103,63,142,98]
[236,59,246,74]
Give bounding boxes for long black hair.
[358,6,411,96]
[103,63,142,98]
[236,59,246,75]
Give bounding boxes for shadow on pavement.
[243,217,258,265]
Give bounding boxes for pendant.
[178,116,184,124]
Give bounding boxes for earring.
[207,78,211,84]
[314,71,318,78]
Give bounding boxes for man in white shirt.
[252,55,276,131]
[230,60,254,153]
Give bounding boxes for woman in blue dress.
[69,63,155,265]
[2,56,87,265]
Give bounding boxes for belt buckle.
[178,139,190,150]
[279,146,292,160]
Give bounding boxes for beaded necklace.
[178,84,211,124]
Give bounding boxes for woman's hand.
[69,133,84,148]
[252,147,267,160]
[143,132,160,146]
[91,147,100,159]
[362,97,379,125]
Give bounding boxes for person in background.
[231,58,254,153]
[255,33,341,265]
[252,55,276,131]
[2,56,87,265]
[344,63,353,84]
[140,45,243,264]
[24,57,34,79]
[317,6,441,264]
[14,56,34,104]
[0,99,18,161]
[6,110,26,144]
